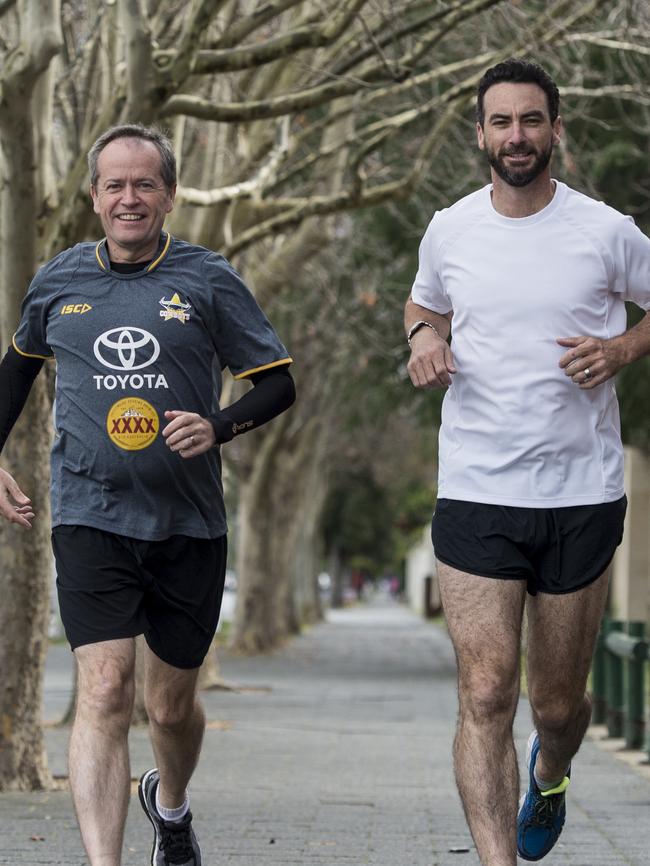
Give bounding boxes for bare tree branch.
[163,2,498,121]
[355,0,506,80]
[269,51,499,194]
[168,0,231,78]
[561,84,650,105]
[216,0,603,256]
[564,35,650,57]
[0,7,62,100]
[181,0,368,74]
[160,77,366,122]
[161,0,596,124]
[328,0,498,81]
[210,0,307,50]
[117,0,154,116]
[222,101,461,258]
[177,122,290,205]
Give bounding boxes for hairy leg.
[526,569,610,781]
[144,647,205,809]
[438,562,526,866]
[70,639,136,866]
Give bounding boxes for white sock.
[534,768,563,791]
[156,786,190,823]
[534,762,570,794]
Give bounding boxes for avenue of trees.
[1,0,649,789]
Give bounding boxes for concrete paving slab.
[1,597,648,865]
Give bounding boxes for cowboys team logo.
[159,292,191,323]
[107,398,159,450]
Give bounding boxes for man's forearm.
[0,347,44,454]
[404,297,451,341]
[208,367,295,443]
[616,310,650,365]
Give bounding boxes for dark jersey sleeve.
[201,254,292,379]
[208,367,296,444]
[0,346,44,453]
[13,270,58,360]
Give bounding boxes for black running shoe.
[138,768,202,866]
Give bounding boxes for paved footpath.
[2,597,649,865]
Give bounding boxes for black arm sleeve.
[208,366,296,444]
[0,346,45,454]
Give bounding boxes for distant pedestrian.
[405,59,650,865]
[0,124,295,866]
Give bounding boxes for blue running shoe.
[517,731,570,861]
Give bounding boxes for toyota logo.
[93,327,160,371]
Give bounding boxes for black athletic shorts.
[52,525,227,669]
[431,496,627,596]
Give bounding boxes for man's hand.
[407,328,457,389]
[0,468,35,529]
[162,410,217,458]
[557,335,627,389]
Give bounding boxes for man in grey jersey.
[0,124,295,866]
[405,60,650,866]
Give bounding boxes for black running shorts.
[431,496,627,596]
[52,525,227,669]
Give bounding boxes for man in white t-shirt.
[405,59,650,866]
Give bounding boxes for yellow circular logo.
[106,398,159,451]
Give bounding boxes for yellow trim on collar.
[95,240,107,271]
[12,335,53,360]
[94,233,172,273]
[233,357,293,380]
[147,232,171,272]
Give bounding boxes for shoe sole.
[138,769,161,866]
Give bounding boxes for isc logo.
[61,303,92,315]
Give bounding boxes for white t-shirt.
[411,181,650,507]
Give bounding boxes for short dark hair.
[476,59,560,126]
[88,123,177,189]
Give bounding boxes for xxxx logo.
[111,416,156,435]
[107,397,159,451]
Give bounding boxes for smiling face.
[90,137,176,263]
[477,82,562,188]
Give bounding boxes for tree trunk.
[329,546,345,609]
[0,0,61,790]
[230,411,331,651]
[230,417,296,653]
[0,380,53,790]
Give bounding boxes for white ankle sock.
[156,786,190,823]
[534,761,570,794]
[534,768,563,791]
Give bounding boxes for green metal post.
[625,622,646,750]
[605,620,624,738]
[591,620,607,724]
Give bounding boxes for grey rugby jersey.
[14,233,292,540]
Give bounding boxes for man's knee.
[530,691,590,733]
[146,692,200,732]
[77,659,135,725]
[459,671,519,722]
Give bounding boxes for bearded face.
[485,137,554,188]
[477,82,561,191]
